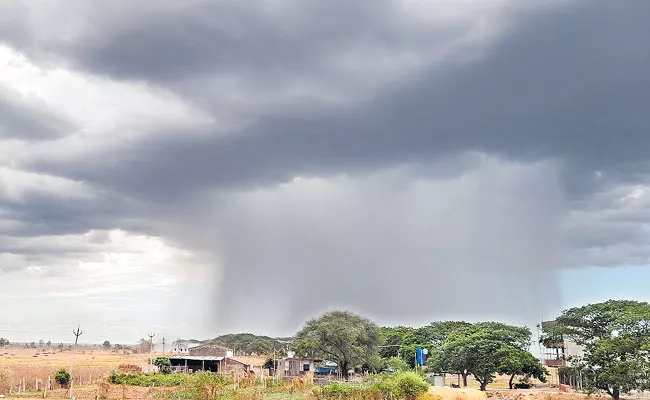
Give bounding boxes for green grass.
[109,371,231,387]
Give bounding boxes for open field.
[0,347,150,394]
[0,347,267,396]
[0,349,638,400]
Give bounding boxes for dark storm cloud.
[20,0,650,203]
[3,0,465,85]
[2,0,650,333]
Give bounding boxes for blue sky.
[559,266,650,312]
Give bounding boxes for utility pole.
[69,326,83,399]
[162,337,166,356]
[148,333,155,365]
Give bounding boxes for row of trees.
[291,300,650,398]
[293,312,545,390]
[208,333,290,356]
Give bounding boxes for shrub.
[55,369,71,388]
[322,382,359,397]
[369,376,398,398]
[514,382,533,389]
[154,357,172,374]
[108,371,230,388]
[393,372,429,400]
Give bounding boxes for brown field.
[0,347,150,394]
[0,348,605,400]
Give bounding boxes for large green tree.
[545,300,650,400]
[436,322,534,390]
[498,347,547,389]
[381,321,470,368]
[294,311,380,378]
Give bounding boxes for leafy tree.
[436,322,532,390]
[0,338,9,348]
[384,356,410,372]
[379,327,415,358]
[39,339,45,348]
[209,333,284,356]
[498,347,547,389]
[46,340,52,347]
[294,310,380,378]
[30,341,36,349]
[55,369,71,388]
[262,358,278,370]
[154,357,172,374]
[102,340,112,350]
[360,354,384,374]
[546,300,650,400]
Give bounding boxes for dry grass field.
[0,348,599,400]
[0,347,268,397]
[0,347,150,394]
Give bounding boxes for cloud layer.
[0,0,649,340]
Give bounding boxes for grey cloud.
[0,89,72,140]
[201,159,564,332]
[2,0,650,334]
[4,0,478,85]
[22,0,650,202]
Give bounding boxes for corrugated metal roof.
[170,356,224,361]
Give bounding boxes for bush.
[322,382,360,397]
[108,371,230,387]
[154,357,172,374]
[383,357,409,372]
[514,382,533,389]
[55,369,71,388]
[393,372,429,400]
[369,375,398,398]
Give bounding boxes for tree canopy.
[498,346,547,389]
[294,310,380,378]
[208,333,286,355]
[435,322,536,390]
[547,300,650,400]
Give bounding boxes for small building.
[275,352,320,377]
[540,320,584,367]
[171,340,201,354]
[170,355,250,375]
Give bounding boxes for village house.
[189,344,234,358]
[274,351,320,377]
[171,340,201,354]
[169,343,251,376]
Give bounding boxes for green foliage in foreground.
[55,369,71,388]
[109,371,230,387]
[320,372,429,400]
[154,357,172,374]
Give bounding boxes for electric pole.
[69,326,82,399]
[148,333,155,365]
[162,337,166,356]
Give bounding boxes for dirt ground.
[0,347,267,396]
[0,347,150,394]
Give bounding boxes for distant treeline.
[205,333,291,356]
